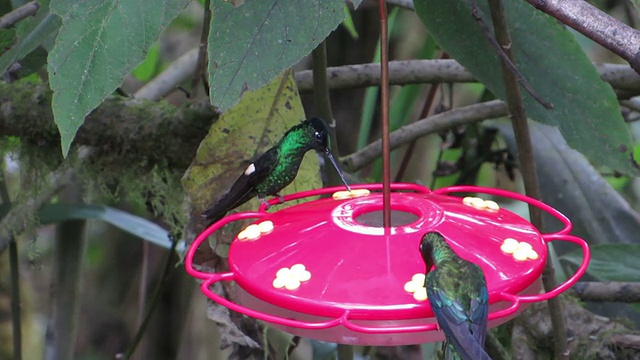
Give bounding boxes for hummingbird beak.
[324,149,351,191]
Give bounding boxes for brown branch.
[610,334,640,351]
[486,0,566,358]
[0,1,39,29]
[525,0,640,73]
[295,59,473,91]
[572,282,640,302]
[295,59,640,92]
[340,100,508,171]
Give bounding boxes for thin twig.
[123,235,178,359]
[191,0,211,97]
[470,0,552,109]
[379,0,391,227]
[134,241,151,360]
[486,0,567,358]
[0,1,39,29]
[524,0,640,73]
[341,100,508,171]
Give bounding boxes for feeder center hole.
[354,210,419,227]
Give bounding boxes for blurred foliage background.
[2,0,640,359]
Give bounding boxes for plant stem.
[312,41,345,189]
[191,0,211,97]
[9,239,21,360]
[124,235,178,359]
[44,177,87,360]
[1,171,21,360]
[485,0,567,358]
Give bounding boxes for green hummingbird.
[202,117,350,223]
[420,231,491,360]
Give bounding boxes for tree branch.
[525,0,640,73]
[295,59,473,91]
[571,282,640,302]
[0,1,39,29]
[340,100,508,171]
[0,82,217,170]
[295,59,640,92]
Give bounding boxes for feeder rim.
[184,184,591,333]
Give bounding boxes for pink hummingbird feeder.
[185,183,590,346]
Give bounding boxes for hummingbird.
[202,117,351,223]
[420,231,491,360]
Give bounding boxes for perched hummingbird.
[202,117,350,223]
[420,231,491,360]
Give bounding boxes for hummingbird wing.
[202,147,279,222]
[427,263,491,360]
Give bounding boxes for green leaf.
[48,0,190,156]
[131,42,159,82]
[341,4,358,39]
[208,0,344,112]
[560,244,640,282]
[39,203,178,250]
[0,0,60,75]
[414,0,638,175]
[0,29,15,56]
[494,121,640,256]
[182,69,321,214]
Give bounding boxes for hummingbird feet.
[259,197,271,209]
[259,194,286,210]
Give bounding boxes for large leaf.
[182,69,321,215]
[495,121,640,255]
[561,244,640,282]
[47,0,190,156]
[415,0,638,175]
[208,0,344,112]
[39,203,178,250]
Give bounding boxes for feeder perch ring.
[185,183,590,345]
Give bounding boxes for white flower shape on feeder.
[462,196,500,211]
[500,237,539,261]
[273,264,312,290]
[237,220,274,241]
[404,273,428,301]
[332,188,371,200]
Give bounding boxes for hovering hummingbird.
[202,117,351,223]
[420,231,491,360]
